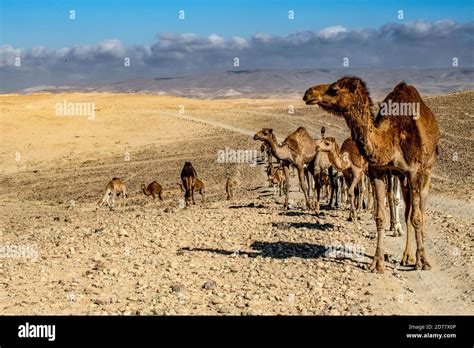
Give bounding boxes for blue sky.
[1,0,473,48]
[1,0,473,90]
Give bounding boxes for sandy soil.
[0,92,472,315]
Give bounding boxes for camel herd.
[97,76,439,274]
[97,162,207,209]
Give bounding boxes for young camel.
[315,137,367,221]
[178,178,206,203]
[97,178,127,208]
[254,127,318,210]
[271,166,286,196]
[141,181,163,204]
[304,77,439,272]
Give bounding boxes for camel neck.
[267,134,289,160]
[343,103,382,164]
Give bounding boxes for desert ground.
[0,91,472,315]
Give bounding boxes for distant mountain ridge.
[12,68,474,98]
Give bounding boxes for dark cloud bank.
[1,20,473,92]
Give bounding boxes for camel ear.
[268,128,273,134]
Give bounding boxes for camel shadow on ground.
[180,241,326,259]
[180,241,372,268]
[229,203,266,209]
[272,221,334,231]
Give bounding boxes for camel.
[270,166,286,196]
[307,154,339,209]
[304,77,439,272]
[97,177,127,208]
[180,162,197,206]
[141,181,163,204]
[178,177,206,203]
[254,127,318,210]
[311,126,340,209]
[315,137,368,221]
[226,177,237,200]
[266,163,275,188]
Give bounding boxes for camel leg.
[328,168,334,208]
[347,170,362,221]
[392,177,403,236]
[387,174,396,232]
[297,165,311,210]
[367,178,373,211]
[369,175,386,273]
[400,178,415,265]
[347,183,356,221]
[370,180,377,219]
[305,168,311,198]
[316,174,321,203]
[339,175,345,204]
[333,171,339,208]
[310,174,318,211]
[413,172,432,270]
[358,173,365,212]
[98,188,111,207]
[283,165,290,210]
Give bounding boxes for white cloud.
[318,25,347,39]
[1,20,473,91]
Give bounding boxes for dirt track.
[0,92,472,315]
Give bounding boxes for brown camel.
[178,177,205,203]
[97,177,127,208]
[226,177,237,200]
[253,127,317,210]
[180,162,197,206]
[315,137,368,221]
[304,77,439,272]
[271,166,286,196]
[266,163,275,188]
[141,181,163,204]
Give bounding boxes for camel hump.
[283,127,311,153]
[294,127,310,136]
[181,162,197,178]
[388,81,424,103]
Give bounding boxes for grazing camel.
[178,177,206,203]
[97,178,127,208]
[254,127,318,210]
[271,166,286,196]
[304,77,439,272]
[141,181,163,204]
[180,162,197,206]
[315,137,368,221]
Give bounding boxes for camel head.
[315,137,337,152]
[303,77,373,115]
[253,128,273,142]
